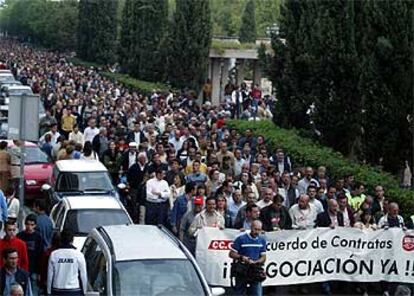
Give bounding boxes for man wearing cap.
[179,196,204,255]
[145,169,171,226]
[189,197,225,237]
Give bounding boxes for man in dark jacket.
[127,152,148,223]
[17,214,43,289]
[316,199,344,228]
[0,248,32,296]
[260,194,292,231]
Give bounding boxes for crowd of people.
[0,39,411,296]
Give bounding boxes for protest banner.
[195,227,414,287]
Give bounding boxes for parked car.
[0,72,16,84]
[42,159,119,206]
[50,195,132,249]
[6,140,53,200]
[82,224,225,296]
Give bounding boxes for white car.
[42,159,119,206]
[50,195,133,249]
[82,225,225,296]
[0,72,15,84]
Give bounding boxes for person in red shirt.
[0,221,29,271]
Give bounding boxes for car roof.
[100,225,187,261]
[64,195,123,210]
[6,85,32,91]
[0,70,12,74]
[5,139,38,148]
[55,159,108,172]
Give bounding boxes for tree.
[167,0,211,90]
[239,0,256,43]
[131,0,168,81]
[0,0,78,50]
[118,0,135,73]
[267,0,413,173]
[78,0,118,64]
[255,0,280,37]
[358,0,413,172]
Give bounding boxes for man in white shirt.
[289,194,317,229]
[256,188,274,209]
[68,124,84,146]
[47,229,87,295]
[307,185,324,214]
[297,167,320,195]
[39,123,60,146]
[83,118,99,143]
[145,169,171,226]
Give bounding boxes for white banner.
[195,227,414,287]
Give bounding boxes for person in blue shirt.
[33,200,53,251]
[0,189,8,230]
[229,220,267,296]
[170,182,196,235]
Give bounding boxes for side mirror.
[117,183,126,190]
[211,287,225,296]
[41,184,52,192]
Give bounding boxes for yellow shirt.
[61,115,76,132]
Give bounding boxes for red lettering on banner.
[208,240,233,250]
[402,235,414,252]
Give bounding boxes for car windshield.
[25,146,49,164]
[56,172,114,192]
[63,209,130,235]
[0,75,14,83]
[113,259,206,296]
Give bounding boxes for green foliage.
[210,0,281,38]
[167,0,212,91]
[78,0,118,64]
[69,57,170,94]
[102,72,170,94]
[118,0,168,82]
[268,0,413,174]
[239,0,257,43]
[0,0,78,50]
[210,40,258,55]
[228,120,414,218]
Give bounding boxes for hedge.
[68,58,171,94]
[227,120,414,218]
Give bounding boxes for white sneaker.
[383,291,390,296]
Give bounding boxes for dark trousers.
[145,201,169,226]
[233,277,262,296]
[51,288,84,296]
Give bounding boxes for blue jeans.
[234,278,262,296]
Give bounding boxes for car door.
[83,237,109,296]
[50,201,64,228]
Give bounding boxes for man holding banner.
[229,220,267,296]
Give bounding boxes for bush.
[68,58,171,94]
[101,72,171,95]
[227,120,414,218]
